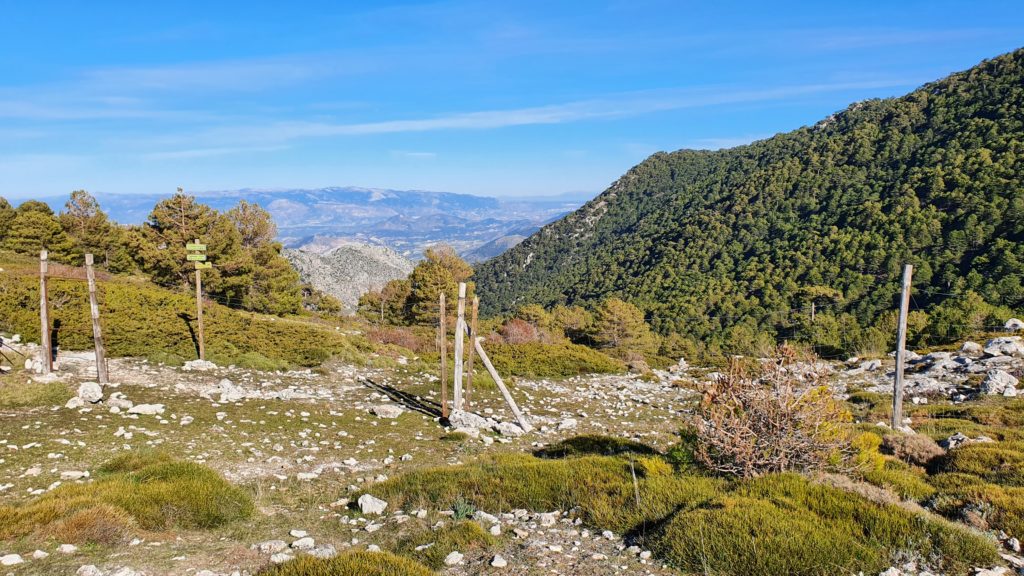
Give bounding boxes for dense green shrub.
[482,341,624,377]
[650,473,996,575]
[932,444,1024,486]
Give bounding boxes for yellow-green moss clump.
[0,451,252,545]
[259,551,433,576]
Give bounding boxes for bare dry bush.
[693,345,851,478]
[500,318,539,344]
[367,327,422,352]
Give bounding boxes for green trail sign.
[185,243,207,251]
[186,254,207,261]
[194,262,212,270]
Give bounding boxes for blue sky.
[1,1,1022,199]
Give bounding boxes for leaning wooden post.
[439,293,448,419]
[84,254,109,384]
[453,283,467,410]
[473,336,532,432]
[464,295,479,408]
[892,264,913,429]
[39,250,51,375]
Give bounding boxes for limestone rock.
[961,341,985,356]
[443,551,464,566]
[370,404,404,419]
[491,554,508,568]
[982,370,1019,395]
[77,382,103,404]
[127,403,165,415]
[1006,318,1024,331]
[448,409,495,429]
[493,422,526,437]
[0,554,24,566]
[183,359,217,371]
[358,494,388,515]
[985,337,1024,358]
[217,379,245,403]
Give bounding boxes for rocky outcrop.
[284,243,413,314]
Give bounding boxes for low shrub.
[882,433,946,467]
[929,472,1024,537]
[0,275,371,369]
[367,327,422,352]
[648,473,997,575]
[534,435,659,459]
[0,450,252,543]
[360,452,725,535]
[863,460,937,501]
[483,342,625,378]
[394,522,495,569]
[932,443,1024,486]
[258,551,433,576]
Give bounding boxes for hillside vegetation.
[475,48,1024,356]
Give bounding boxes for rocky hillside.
[284,243,414,314]
[474,48,1024,342]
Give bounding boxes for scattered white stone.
[65,396,85,409]
[76,566,104,576]
[1006,318,1024,331]
[270,552,294,564]
[491,554,508,568]
[60,470,88,481]
[0,554,24,566]
[557,418,578,431]
[358,494,388,515]
[443,551,464,566]
[32,549,49,560]
[291,537,315,550]
[179,415,194,426]
[253,540,288,554]
[289,529,308,538]
[183,359,217,371]
[58,543,79,554]
[982,370,1019,395]
[127,403,165,415]
[371,404,404,419]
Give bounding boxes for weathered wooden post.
[439,292,448,419]
[473,336,532,432]
[892,264,913,429]
[39,250,51,375]
[464,295,479,408]
[84,254,108,384]
[453,282,467,410]
[186,239,210,361]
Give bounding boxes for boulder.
[182,359,216,371]
[493,422,526,437]
[444,551,464,566]
[0,554,24,566]
[77,382,103,404]
[961,341,984,357]
[982,370,1019,395]
[65,396,85,409]
[290,537,315,550]
[106,392,133,410]
[253,540,288,554]
[448,409,495,429]
[985,337,1024,358]
[370,404,404,419]
[860,359,882,372]
[358,494,388,515]
[217,379,245,403]
[1006,318,1024,331]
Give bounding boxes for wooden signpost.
[892,264,913,430]
[187,239,210,361]
[39,250,51,375]
[84,254,108,384]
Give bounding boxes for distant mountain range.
[37,187,587,261]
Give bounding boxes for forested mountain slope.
[474,48,1024,348]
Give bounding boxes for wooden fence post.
[195,267,206,361]
[892,264,913,429]
[453,283,466,410]
[473,336,532,432]
[465,295,479,408]
[39,250,51,375]
[84,254,108,384]
[439,292,448,419]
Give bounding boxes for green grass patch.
[863,460,937,501]
[258,551,433,576]
[0,378,72,408]
[932,443,1024,486]
[0,450,253,544]
[394,521,495,569]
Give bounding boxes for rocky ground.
[1,335,1023,576]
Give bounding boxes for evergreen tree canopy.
[474,48,1024,349]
